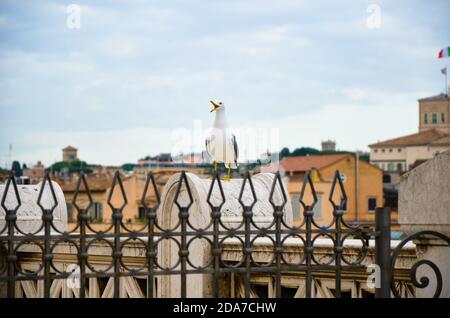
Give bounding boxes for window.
[381,149,385,153]
[389,148,393,153]
[442,113,446,124]
[374,149,378,153]
[251,284,269,298]
[341,198,347,212]
[367,197,377,213]
[89,202,103,222]
[397,148,402,152]
[424,113,428,124]
[387,163,394,171]
[312,194,323,219]
[432,113,437,124]
[397,163,403,172]
[281,286,298,298]
[361,289,375,298]
[138,206,146,219]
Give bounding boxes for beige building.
[369,129,450,172]
[62,146,78,162]
[369,91,450,173]
[263,154,384,227]
[23,161,45,183]
[418,92,450,134]
[60,169,197,231]
[61,175,157,231]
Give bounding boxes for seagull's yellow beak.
[210,100,219,112]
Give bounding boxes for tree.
[11,161,22,177]
[47,160,92,174]
[291,147,320,157]
[122,163,136,172]
[279,147,290,159]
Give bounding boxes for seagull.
[205,100,239,179]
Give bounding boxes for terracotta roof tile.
[275,154,351,172]
[62,145,78,151]
[60,177,113,192]
[369,129,449,148]
[418,93,449,102]
[430,135,450,146]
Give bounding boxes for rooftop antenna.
[8,144,12,170]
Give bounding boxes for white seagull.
[205,100,239,179]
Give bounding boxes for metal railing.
[0,170,449,298]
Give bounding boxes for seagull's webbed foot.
[221,164,231,181]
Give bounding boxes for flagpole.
[444,67,448,96]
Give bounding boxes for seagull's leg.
[214,161,217,173]
[227,165,231,179]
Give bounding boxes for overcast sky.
[0,0,449,166]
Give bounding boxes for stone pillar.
[399,149,450,298]
[157,172,292,298]
[0,181,67,234]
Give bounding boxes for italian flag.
[438,46,450,58]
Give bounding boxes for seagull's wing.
[232,134,239,165]
[205,134,214,159]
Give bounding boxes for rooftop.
[418,93,449,102]
[60,176,113,192]
[270,153,350,173]
[369,129,450,148]
[62,145,78,151]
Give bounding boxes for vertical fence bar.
[206,173,225,298]
[304,208,313,298]
[73,173,92,299]
[43,209,52,298]
[147,209,156,298]
[174,171,193,299]
[180,206,188,298]
[107,172,127,299]
[78,207,87,298]
[274,208,282,298]
[37,174,58,298]
[334,212,342,298]
[141,172,159,298]
[238,173,256,298]
[113,206,122,298]
[2,175,20,298]
[375,207,391,298]
[6,208,16,298]
[329,170,347,299]
[211,204,221,298]
[299,171,317,299]
[269,172,287,299]
[243,205,252,298]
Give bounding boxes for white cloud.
[0,0,448,167]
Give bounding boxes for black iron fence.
[0,170,449,298]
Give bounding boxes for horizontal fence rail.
[0,170,449,298]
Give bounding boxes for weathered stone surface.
[156,172,292,297]
[399,149,450,235]
[399,149,450,298]
[0,181,67,234]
